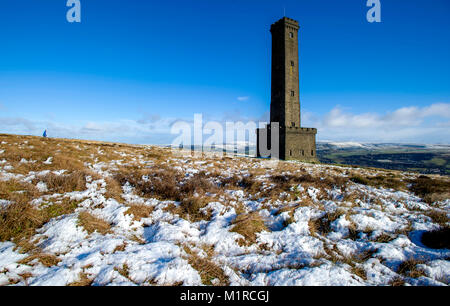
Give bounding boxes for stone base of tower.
[284,127,318,162]
[257,126,318,162]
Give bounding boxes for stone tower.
[257,17,317,161]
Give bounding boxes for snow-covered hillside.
[0,134,449,286]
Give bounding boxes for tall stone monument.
[257,17,317,161]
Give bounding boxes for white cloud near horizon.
[321,103,450,128]
[237,96,249,101]
[303,103,450,143]
[1,103,449,145]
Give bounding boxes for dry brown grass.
[0,197,81,247]
[114,165,182,201]
[257,172,349,202]
[67,272,93,286]
[389,276,406,286]
[395,222,414,237]
[342,189,365,205]
[115,263,130,279]
[18,272,33,285]
[184,246,228,286]
[38,170,91,194]
[0,136,92,174]
[0,134,168,174]
[199,243,216,258]
[373,233,396,243]
[426,210,449,227]
[276,204,301,227]
[113,242,127,253]
[272,173,348,190]
[409,176,450,204]
[221,174,263,195]
[322,245,376,274]
[125,204,154,221]
[178,196,212,222]
[322,245,341,264]
[43,198,81,219]
[7,277,21,285]
[0,180,42,243]
[19,253,61,267]
[355,249,378,262]
[162,197,213,222]
[351,266,367,280]
[309,209,345,236]
[15,239,38,254]
[180,172,219,196]
[0,201,47,242]
[308,219,319,237]
[104,177,123,203]
[50,155,86,173]
[0,179,40,202]
[397,258,426,278]
[347,223,360,240]
[350,174,406,191]
[231,211,268,246]
[114,167,217,222]
[77,211,111,235]
[128,233,146,245]
[0,145,35,163]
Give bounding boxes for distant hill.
[317,141,450,151]
[169,141,450,175]
[317,142,450,176]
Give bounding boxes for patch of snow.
[0,199,11,208]
[250,264,364,286]
[43,157,53,165]
[36,182,48,192]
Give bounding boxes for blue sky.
[0,0,449,144]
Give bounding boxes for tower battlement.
[270,17,300,32]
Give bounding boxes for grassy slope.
[0,134,449,286]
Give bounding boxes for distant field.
[317,144,450,176]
